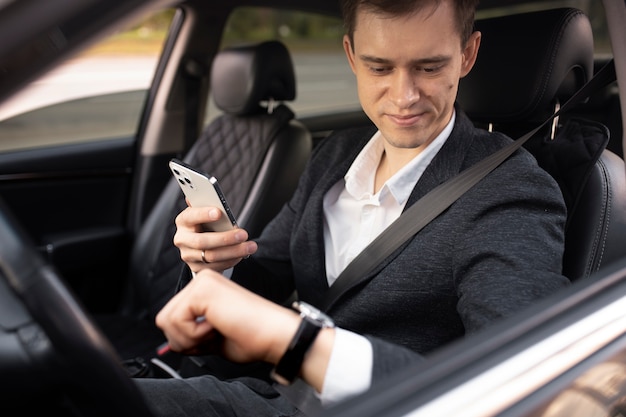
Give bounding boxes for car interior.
[107,5,625,370]
[1,0,626,416]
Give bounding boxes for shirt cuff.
[319,328,373,406]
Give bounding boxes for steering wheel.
[0,197,154,416]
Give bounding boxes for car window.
[204,7,359,126]
[0,9,175,153]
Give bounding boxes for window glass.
[205,7,359,125]
[0,9,175,153]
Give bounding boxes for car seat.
[97,40,313,361]
[457,8,626,281]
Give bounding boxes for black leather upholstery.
[100,40,312,360]
[459,8,626,281]
[563,150,626,279]
[211,40,296,115]
[458,8,593,126]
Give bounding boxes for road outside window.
[0,10,174,153]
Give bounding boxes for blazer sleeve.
[367,335,425,383]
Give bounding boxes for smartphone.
[169,158,238,232]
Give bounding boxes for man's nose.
[389,71,419,109]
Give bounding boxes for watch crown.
[292,301,335,328]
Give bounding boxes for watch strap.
[271,316,322,385]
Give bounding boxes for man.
[136,0,569,415]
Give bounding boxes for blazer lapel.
[406,111,478,206]
[323,111,478,310]
[295,127,375,306]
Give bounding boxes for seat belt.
[319,59,616,312]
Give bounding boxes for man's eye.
[369,66,390,74]
[421,65,442,73]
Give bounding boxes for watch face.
[293,301,335,328]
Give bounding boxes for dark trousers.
[135,375,301,417]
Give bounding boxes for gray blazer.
[232,108,569,378]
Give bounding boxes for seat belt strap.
[320,59,616,312]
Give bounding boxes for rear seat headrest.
[458,8,593,125]
[211,40,296,116]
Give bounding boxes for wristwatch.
[271,301,335,385]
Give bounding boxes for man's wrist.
[271,316,324,385]
[270,301,335,385]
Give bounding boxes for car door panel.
[0,137,135,311]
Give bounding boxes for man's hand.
[156,269,297,363]
[155,269,335,391]
[173,206,258,273]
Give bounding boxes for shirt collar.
[345,111,456,205]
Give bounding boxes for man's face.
[344,1,480,152]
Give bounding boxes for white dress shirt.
[319,113,455,405]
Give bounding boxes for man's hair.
[341,0,479,49]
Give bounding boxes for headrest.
[458,8,593,125]
[211,40,296,116]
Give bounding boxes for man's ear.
[460,31,481,78]
[343,34,357,73]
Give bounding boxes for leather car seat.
[457,8,626,281]
[98,40,312,361]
